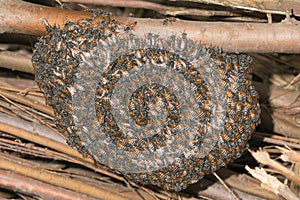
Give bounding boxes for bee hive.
[32,16,260,191]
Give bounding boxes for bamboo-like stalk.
[0,89,53,116]
[0,121,87,161]
[0,152,131,200]
[0,51,34,74]
[61,0,300,17]
[0,0,300,53]
[0,169,96,200]
[170,0,300,16]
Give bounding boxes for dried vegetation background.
[0,0,300,199]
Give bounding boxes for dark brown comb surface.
[32,17,260,191]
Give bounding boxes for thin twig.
[213,172,240,200]
[253,132,300,150]
[0,85,43,97]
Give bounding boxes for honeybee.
[243,101,251,111]
[198,128,205,135]
[221,132,230,141]
[206,153,214,161]
[236,102,242,112]
[163,92,171,100]
[225,123,232,132]
[238,90,246,100]
[235,146,241,152]
[129,146,138,153]
[237,124,244,133]
[41,18,52,32]
[217,67,227,79]
[55,79,64,86]
[124,21,137,32]
[163,17,176,25]
[129,21,137,29]
[116,138,125,149]
[219,148,227,156]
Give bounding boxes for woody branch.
[0,0,300,53]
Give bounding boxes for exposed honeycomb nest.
[32,16,260,191]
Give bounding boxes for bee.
[46,55,53,64]
[238,90,246,100]
[135,115,147,125]
[206,153,214,161]
[110,19,118,25]
[237,124,244,133]
[116,138,125,149]
[150,54,158,63]
[217,67,227,79]
[88,9,102,18]
[79,42,88,51]
[243,101,250,111]
[41,18,52,32]
[231,61,239,69]
[169,120,178,129]
[250,122,256,129]
[225,89,232,99]
[182,32,187,40]
[214,85,223,96]
[127,13,135,17]
[124,21,137,32]
[163,92,171,100]
[243,115,249,121]
[196,109,205,119]
[128,102,136,111]
[176,143,183,149]
[235,146,241,153]
[205,123,210,130]
[131,147,139,153]
[145,141,154,150]
[234,132,241,139]
[221,132,230,141]
[225,63,234,74]
[163,17,176,25]
[98,113,105,123]
[245,79,251,86]
[102,11,112,17]
[236,102,242,112]
[246,95,253,103]
[219,147,227,156]
[210,160,217,170]
[129,21,137,29]
[225,123,232,132]
[249,110,256,119]
[230,135,238,143]
[226,107,234,116]
[229,81,239,93]
[135,49,145,58]
[55,79,64,86]
[163,52,170,61]
[90,39,97,46]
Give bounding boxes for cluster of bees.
[32,15,260,191]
